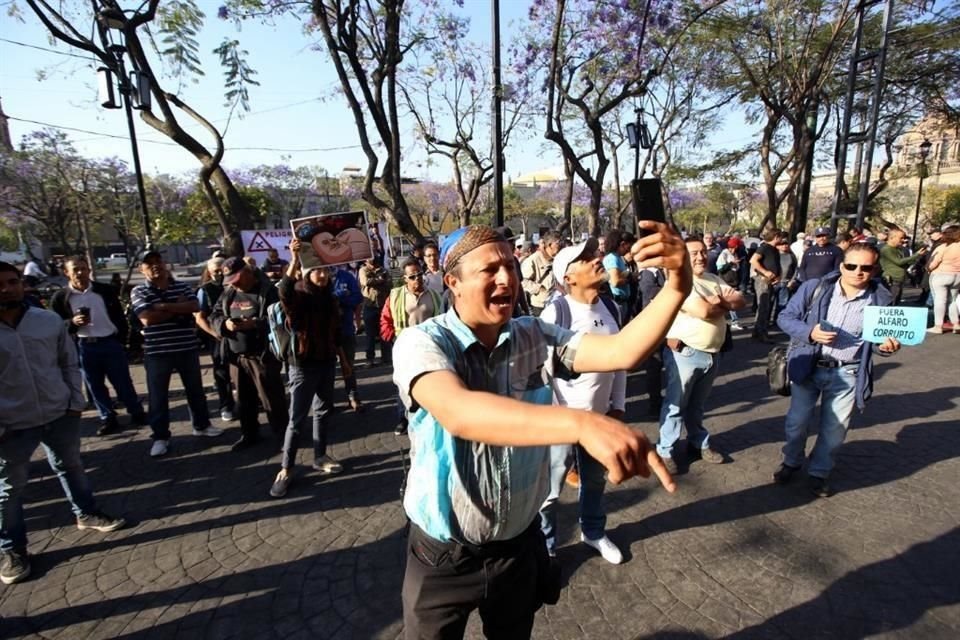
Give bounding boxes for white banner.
[241,229,293,263]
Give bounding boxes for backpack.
[266,301,295,362]
[548,293,622,330]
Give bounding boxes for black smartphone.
[632,178,667,237]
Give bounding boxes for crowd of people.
[1,216,957,639]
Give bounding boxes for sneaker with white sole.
[192,426,224,437]
[220,409,235,422]
[312,454,343,475]
[149,439,169,457]
[581,534,624,565]
[76,510,126,532]
[0,550,30,585]
[269,471,291,498]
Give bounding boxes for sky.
[0,1,753,186]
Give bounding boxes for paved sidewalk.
[1,326,958,639]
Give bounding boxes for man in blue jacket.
[775,243,900,497]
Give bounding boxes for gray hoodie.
[0,306,84,433]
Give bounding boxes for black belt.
[78,334,117,344]
[816,358,859,369]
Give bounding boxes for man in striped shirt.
[131,251,222,457]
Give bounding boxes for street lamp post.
[911,138,933,252]
[625,108,652,182]
[96,12,154,252]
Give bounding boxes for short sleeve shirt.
[393,309,582,545]
[602,253,629,299]
[131,280,199,355]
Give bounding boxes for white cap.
[552,237,600,287]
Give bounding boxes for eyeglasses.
[842,263,875,273]
[405,273,424,281]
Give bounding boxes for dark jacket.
[209,279,279,359]
[50,281,130,344]
[777,272,894,411]
[278,275,342,365]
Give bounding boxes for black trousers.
[229,353,288,439]
[402,521,547,639]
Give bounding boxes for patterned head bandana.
[440,225,507,272]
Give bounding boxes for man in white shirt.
[539,238,627,564]
[658,236,746,474]
[790,232,807,265]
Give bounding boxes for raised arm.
[573,222,692,373]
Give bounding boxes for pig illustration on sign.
[290,211,373,270]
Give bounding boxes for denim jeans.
[281,361,336,469]
[782,364,857,478]
[143,349,211,440]
[0,414,96,552]
[78,337,144,422]
[340,334,359,401]
[657,345,719,458]
[208,339,234,413]
[753,276,773,335]
[539,444,608,554]
[363,304,388,363]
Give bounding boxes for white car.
[102,253,128,268]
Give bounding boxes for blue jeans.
[657,345,719,458]
[78,337,144,422]
[281,361,336,469]
[363,305,389,363]
[539,444,607,554]
[0,414,97,552]
[782,364,857,478]
[143,350,211,440]
[340,334,359,401]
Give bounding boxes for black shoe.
[773,463,801,485]
[129,413,148,427]
[96,415,121,436]
[0,550,30,585]
[77,510,127,532]
[808,476,832,498]
[230,435,261,452]
[687,443,724,464]
[394,421,408,436]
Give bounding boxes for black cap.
[221,256,246,285]
[140,250,162,263]
[495,225,516,241]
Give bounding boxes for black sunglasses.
[842,263,875,273]
[405,273,424,281]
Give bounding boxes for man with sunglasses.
[775,243,900,498]
[380,259,444,435]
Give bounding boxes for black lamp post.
[96,11,153,252]
[911,138,933,251]
[625,108,652,182]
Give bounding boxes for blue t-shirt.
[602,253,629,300]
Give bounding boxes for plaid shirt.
[393,309,582,545]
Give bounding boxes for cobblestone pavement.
[2,323,958,639]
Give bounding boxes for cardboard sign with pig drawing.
[290,211,373,270]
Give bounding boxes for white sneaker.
[730,322,745,331]
[193,426,224,437]
[149,439,169,457]
[220,409,235,422]
[927,326,943,334]
[581,534,623,565]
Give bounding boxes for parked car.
[99,253,128,268]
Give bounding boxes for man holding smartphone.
[775,243,900,497]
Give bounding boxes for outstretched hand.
[577,412,677,492]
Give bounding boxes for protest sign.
[290,211,373,270]
[862,306,928,346]
[240,229,293,262]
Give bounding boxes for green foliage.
[156,0,207,84]
[214,38,260,114]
